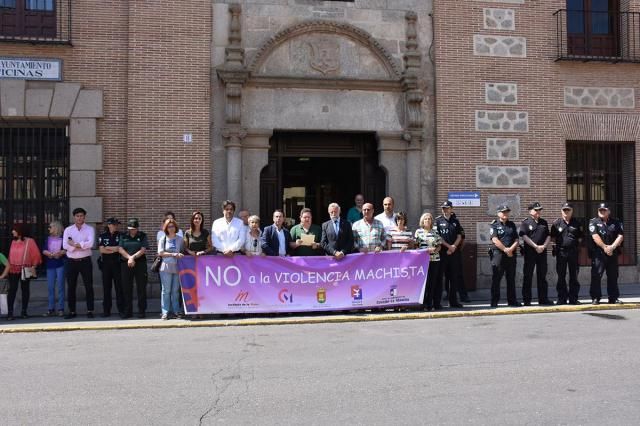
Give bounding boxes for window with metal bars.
[566,140,636,265]
[0,125,69,257]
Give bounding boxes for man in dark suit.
[321,203,354,259]
[261,210,291,256]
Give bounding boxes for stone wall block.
[485,82,517,105]
[49,82,80,118]
[70,118,97,144]
[70,145,103,171]
[69,197,102,224]
[476,110,528,132]
[564,86,635,109]
[0,79,26,118]
[477,222,492,245]
[486,138,519,160]
[487,194,521,217]
[473,35,526,57]
[477,166,530,188]
[71,89,104,118]
[70,171,97,197]
[484,8,515,30]
[25,88,53,118]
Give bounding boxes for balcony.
[554,9,640,63]
[0,0,71,45]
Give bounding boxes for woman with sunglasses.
[157,218,185,320]
[243,215,264,256]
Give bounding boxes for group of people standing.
[0,194,626,320]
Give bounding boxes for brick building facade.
[1,0,639,292]
[435,0,640,286]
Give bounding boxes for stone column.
[241,129,273,215]
[377,131,408,214]
[222,128,246,204]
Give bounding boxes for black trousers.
[122,260,148,315]
[67,257,94,313]
[102,259,124,314]
[590,251,619,301]
[491,251,517,305]
[7,273,29,315]
[423,260,441,309]
[438,251,462,305]
[556,249,579,303]
[522,250,549,303]
[443,269,468,298]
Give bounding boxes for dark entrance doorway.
[260,132,386,225]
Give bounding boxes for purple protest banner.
[178,250,429,314]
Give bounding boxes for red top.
[8,238,42,274]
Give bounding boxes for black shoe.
[7,314,14,321]
[556,300,567,305]
[64,312,77,319]
[569,300,582,305]
[101,312,111,318]
[21,312,28,319]
[460,295,471,303]
[87,311,94,319]
[539,300,555,306]
[433,305,444,310]
[490,302,498,308]
[523,301,532,306]
[508,302,522,307]
[121,313,132,319]
[609,299,624,304]
[137,312,146,319]
[450,303,464,308]
[442,293,448,301]
[424,306,433,312]
[592,299,600,305]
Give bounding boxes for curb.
[1,303,639,334]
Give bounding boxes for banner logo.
[317,287,326,304]
[235,291,250,303]
[278,289,294,304]
[351,285,363,301]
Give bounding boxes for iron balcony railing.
[554,9,640,63]
[0,0,71,45]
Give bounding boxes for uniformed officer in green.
[589,203,624,305]
[289,208,323,256]
[118,218,150,318]
[489,205,521,307]
[97,218,124,317]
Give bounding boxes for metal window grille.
[0,125,69,255]
[566,140,636,265]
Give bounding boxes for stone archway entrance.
[259,131,386,222]
[213,7,428,222]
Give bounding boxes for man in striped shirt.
[352,203,390,253]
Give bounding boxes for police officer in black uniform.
[489,205,521,307]
[118,218,150,318]
[588,203,624,305]
[442,212,471,303]
[550,202,583,305]
[519,202,554,306]
[435,201,463,308]
[97,218,124,317]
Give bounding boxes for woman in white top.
[243,215,264,256]
[414,212,442,311]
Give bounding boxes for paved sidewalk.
[2,283,639,333]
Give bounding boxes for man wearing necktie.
[321,203,354,259]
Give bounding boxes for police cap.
[496,204,511,213]
[127,218,140,229]
[441,200,453,208]
[527,202,543,211]
[597,202,610,211]
[561,202,573,210]
[105,218,121,225]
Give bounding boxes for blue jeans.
[46,266,65,311]
[159,271,182,315]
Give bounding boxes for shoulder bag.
[150,237,165,273]
[21,238,37,280]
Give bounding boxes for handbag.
[150,237,165,273]
[20,238,37,280]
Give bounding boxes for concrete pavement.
[2,283,640,333]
